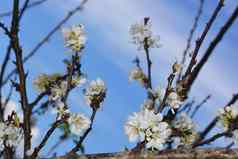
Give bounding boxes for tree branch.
[53,149,238,159]
[0,0,49,18]
[2,0,89,86]
[31,118,66,158]
[183,0,225,79]
[178,0,204,81]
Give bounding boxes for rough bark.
[42,149,238,159]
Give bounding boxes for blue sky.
[0,0,238,157]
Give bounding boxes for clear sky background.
[0,0,238,157]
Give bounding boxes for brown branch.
[193,93,238,147]
[29,91,49,107]
[0,0,49,18]
[0,22,11,36]
[183,0,225,79]
[9,0,31,157]
[178,0,204,81]
[63,54,78,104]
[2,0,89,86]
[193,132,228,147]
[19,0,30,19]
[183,4,238,96]
[0,46,12,121]
[53,149,238,159]
[31,118,66,159]
[157,73,175,113]
[191,94,211,118]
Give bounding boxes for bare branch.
[193,93,238,147]
[183,0,225,79]
[31,118,67,158]
[0,0,49,18]
[191,94,211,118]
[178,0,204,81]
[183,4,238,97]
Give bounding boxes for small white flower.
[49,81,67,101]
[124,108,171,150]
[173,113,197,145]
[0,123,23,150]
[129,67,148,87]
[84,78,106,108]
[52,101,70,120]
[146,122,171,150]
[130,19,160,50]
[173,113,194,130]
[62,25,87,52]
[68,113,91,136]
[218,105,237,131]
[166,92,182,111]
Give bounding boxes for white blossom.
[49,81,67,101]
[84,78,106,108]
[130,19,160,50]
[124,108,171,150]
[68,113,91,136]
[218,105,237,131]
[52,101,70,120]
[0,122,23,151]
[129,67,147,87]
[173,113,197,145]
[166,92,182,112]
[62,25,87,52]
[72,76,87,86]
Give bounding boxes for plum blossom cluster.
[130,18,160,50]
[124,108,171,150]
[218,105,237,131]
[172,113,197,146]
[33,73,61,93]
[0,122,23,151]
[218,105,238,143]
[129,67,148,87]
[166,92,182,113]
[52,102,91,136]
[62,24,87,52]
[50,78,106,136]
[33,73,86,101]
[68,113,91,136]
[84,78,107,109]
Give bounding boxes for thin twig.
[193,93,238,146]
[193,131,228,147]
[183,4,238,97]
[183,0,225,79]
[0,0,49,18]
[178,0,204,81]
[31,118,66,158]
[0,46,12,121]
[191,95,211,118]
[2,0,89,86]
